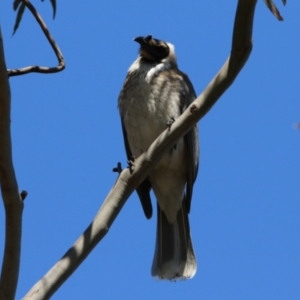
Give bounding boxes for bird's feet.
[166,117,175,131]
[166,117,177,150]
[127,156,136,173]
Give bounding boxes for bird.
[118,35,199,280]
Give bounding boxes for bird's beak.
[133,36,144,45]
[133,35,152,46]
[133,36,146,48]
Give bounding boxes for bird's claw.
[128,156,136,173]
[166,117,175,130]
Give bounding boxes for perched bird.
[118,35,199,280]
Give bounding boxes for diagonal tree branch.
[23,0,257,299]
[7,0,65,77]
[0,28,24,300]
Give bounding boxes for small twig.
[20,190,28,201]
[7,0,65,77]
[112,162,123,174]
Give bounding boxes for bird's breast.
[120,69,182,157]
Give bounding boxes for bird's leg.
[166,117,175,131]
[127,156,136,173]
[166,117,177,150]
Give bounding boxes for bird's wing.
[120,118,153,219]
[179,71,199,213]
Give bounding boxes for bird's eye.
[156,45,167,52]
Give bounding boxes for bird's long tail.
[151,201,197,280]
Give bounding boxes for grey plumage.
[118,35,199,280]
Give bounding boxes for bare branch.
[0,28,23,300]
[8,0,65,77]
[23,1,257,299]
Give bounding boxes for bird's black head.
[134,35,170,62]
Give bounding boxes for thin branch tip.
[112,162,123,174]
[20,190,28,201]
[8,0,65,77]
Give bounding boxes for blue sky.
[0,1,299,299]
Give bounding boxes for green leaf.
[263,0,284,21]
[49,0,57,19]
[41,0,57,19]
[13,2,26,35]
[13,0,22,11]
